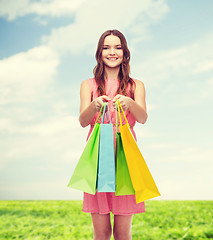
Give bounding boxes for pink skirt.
[82,191,145,215]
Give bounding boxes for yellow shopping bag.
[117,99,161,203]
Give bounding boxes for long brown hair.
[93,29,135,99]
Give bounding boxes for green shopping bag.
[67,103,104,195]
[115,102,135,196]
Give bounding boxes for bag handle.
[94,102,105,124]
[102,102,111,124]
[106,102,112,123]
[115,101,118,133]
[117,99,130,128]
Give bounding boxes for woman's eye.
[103,47,122,50]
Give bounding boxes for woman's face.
[101,34,123,69]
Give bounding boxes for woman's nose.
[109,48,115,54]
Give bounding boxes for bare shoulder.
[81,79,90,88]
[80,79,91,93]
[133,79,147,112]
[134,79,146,92]
[80,79,92,110]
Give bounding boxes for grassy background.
[0,200,212,239]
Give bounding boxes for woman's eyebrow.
[103,44,122,47]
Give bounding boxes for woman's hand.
[112,94,133,111]
[112,80,148,124]
[79,80,111,127]
[93,95,111,112]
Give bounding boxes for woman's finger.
[112,94,122,103]
[101,95,111,101]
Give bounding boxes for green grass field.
[0,200,212,239]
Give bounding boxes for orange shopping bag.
[117,99,161,203]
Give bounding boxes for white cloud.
[41,0,169,55]
[132,33,213,87]
[0,180,83,200]
[134,124,156,138]
[0,0,170,59]
[195,60,213,73]
[0,112,90,201]
[0,45,59,104]
[0,0,29,21]
[199,77,213,99]
[145,143,213,163]
[0,0,169,25]
[0,115,89,168]
[0,0,86,20]
[0,115,78,135]
[159,178,213,200]
[167,147,213,163]
[28,0,86,17]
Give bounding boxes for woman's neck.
[104,66,120,80]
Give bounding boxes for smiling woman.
[77,29,148,240]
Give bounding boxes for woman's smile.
[107,57,118,61]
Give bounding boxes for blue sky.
[0,0,213,201]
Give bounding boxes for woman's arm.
[112,79,148,124]
[79,80,111,127]
[129,80,148,124]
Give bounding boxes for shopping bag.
[117,99,161,203]
[67,103,104,195]
[97,102,116,192]
[115,103,135,196]
[115,132,135,195]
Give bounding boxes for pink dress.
[82,77,145,215]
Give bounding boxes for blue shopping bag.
[97,102,116,192]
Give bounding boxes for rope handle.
[94,102,105,124]
[102,102,111,124]
[117,99,130,128]
[115,101,118,133]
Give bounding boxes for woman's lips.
[107,57,118,61]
